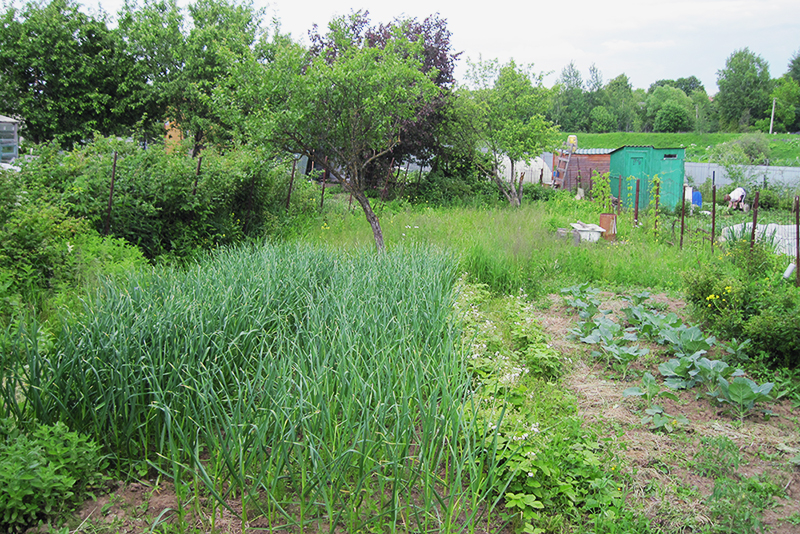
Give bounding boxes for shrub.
[735,133,771,165]
[0,419,107,533]
[18,136,295,260]
[742,308,800,367]
[654,101,693,133]
[0,195,146,324]
[683,239,800,366]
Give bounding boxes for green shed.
[609,146,685,210]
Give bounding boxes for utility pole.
[769,97,777,134]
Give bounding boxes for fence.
[685,162,800,189]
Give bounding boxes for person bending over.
[725,187,746,210]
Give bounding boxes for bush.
[408,162,497,206]
[683,239,800,366]
[18,136,295,260]
[0,194,146,324]
[735,133,771,165]
[0,419,107,533]
[743,308,800,367]
[755,188,780,210]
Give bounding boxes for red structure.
[552,148,613,193]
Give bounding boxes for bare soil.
[532,291,800,534]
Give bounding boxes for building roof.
[573,148,615,155]
[610,145,685,153]
[0,115,20,123]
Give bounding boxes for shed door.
[629,152,648,209]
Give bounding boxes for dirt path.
[532,291,800,534]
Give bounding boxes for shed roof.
[610,145,685,153]
[0,115,20,123]
[573,148,615,155]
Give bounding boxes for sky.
[90,0,800,94]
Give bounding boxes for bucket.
[599,213,617,241]
[784,263,796,280]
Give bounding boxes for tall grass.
[307,197,712,296]
[2,243,500,532]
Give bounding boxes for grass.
[306,192,713,297]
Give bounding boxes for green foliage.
[683,239,800,366]
[756,75,800,133]
[118,0,266,152]
[3,244,505,532]
[549,61,590,132]
[459,283,628,532]
[640,405,689,433]
[16,137,292,260]
[693,436,741,478]
[590,170,613,213]
[0,181,146,324]
[624,373,687,432]
[654,101,693,133]
[717,376,774,422]
[223,28,440,250]
[0,419,107,533]
[715,48,773,131]
[623,372,679,406]
[734,133,772,164]
[646,85,694,132]
[460,58,560,206]
[409,164,497,206]
[0,0,146,146]
[706,475,784,534]
[589,106,616,133]
[602,74,638,132]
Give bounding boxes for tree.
[307,11,460,186]
[585,63,604,110]
[788,48,800,85]
[715,48,773,131]
[754,75,800,133]
[654,101,692,132]
[589,106,616,133]
[0,0,143,146]
[603,74,636,131]
[675,76,704,95]
[690,88,716,133]
[119,0,264,155]
[648,79,676,94]
[117,0,186,140]
[222,27,439,251]
[549,61,589,131]
[459,58,559,206]
[644,85,694,132]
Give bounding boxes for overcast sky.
[92,0,799,94]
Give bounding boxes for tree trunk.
[191,130,204,158]
[352,189,386,252]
